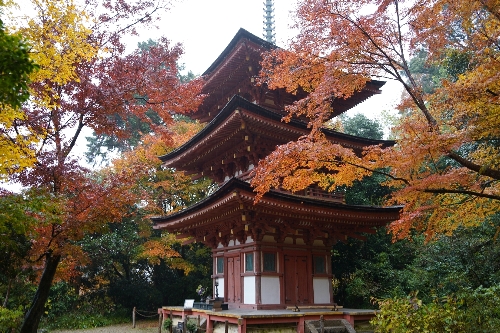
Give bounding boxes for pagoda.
[152,28,400,310]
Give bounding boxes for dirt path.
[52,321,161,333]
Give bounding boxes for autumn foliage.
[252,0,500,240]
[1,0,204,331]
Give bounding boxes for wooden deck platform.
[159,306,377,333]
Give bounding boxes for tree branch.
[447,151,500,180]
[423,188,500,201]
[317,159,411,185]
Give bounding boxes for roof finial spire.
[263,0,276,44]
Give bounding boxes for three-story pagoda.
[152,29,400,310]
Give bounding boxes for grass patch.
[40,310,129,330]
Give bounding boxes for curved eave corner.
[202,28,276,77]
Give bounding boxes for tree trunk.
[20,252,61,333]
[3,278,13,307]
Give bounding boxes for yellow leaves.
[255,0,500,242]
[0,106,38,178]
[138,232,195,274]
[8,0,98,108]
[252,134,370,201]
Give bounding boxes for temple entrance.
[227,256,241,303]
[284,255,309,304]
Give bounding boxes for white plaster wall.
[213,322,238,333]
[217,278,225,298]
[261,276,280,304]
[243,276,256,304]
[313,239,324,246]
[246,235,253,243]
[313,277,331,304]
[296,238,305,245]
[262,235,275,242]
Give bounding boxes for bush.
[163,317,172,330]
[371,285,500,333]
[186,319,197,333]
[0,306,23,333]
[40,309,129,330]
[459,285,500,332]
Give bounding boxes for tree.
[0,9,37,110]
[341,113,384,140]
[0,189,55,308]
[0,8,39,178]
[252,0,500,240]
[75,124,213,314]
[84,40,200,166]
[0,27,34,110]
[2,0,205,332]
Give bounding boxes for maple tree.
[1,0,205,331]
[252,0,500,240]
[0,9,39,178]
[69,123,212,314]
[0,20,36,109]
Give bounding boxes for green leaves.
[0,19,37,109]
[372,286,500,333]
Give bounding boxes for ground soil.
[52,320,161,333]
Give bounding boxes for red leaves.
[251,134,370,202]
[255,0,500,241]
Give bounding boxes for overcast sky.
[137,0,299,75]
[138,0,402,122]
[0,0,401,191]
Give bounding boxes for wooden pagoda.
[152,28,400,310]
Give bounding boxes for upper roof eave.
[158,95,395,163]
[202,28,276,77]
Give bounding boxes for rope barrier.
[135,309,160,318]
[133,306,162,331]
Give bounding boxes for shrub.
[186,319,197,333]
[371,286,500,333]
[0,306,23,333]
[163,317,172,330]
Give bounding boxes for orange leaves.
[139,233,194,274]
[251,134,371,201]
[139,233,181,265]
[255,0,500,241]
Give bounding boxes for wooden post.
[255,248,261,305]
[184,316,187,333]
[133,307,136,328]
[158,311,162,333]
[320,315,324,333]
[206,318,213,333]
[224,320,229,333]
[169,310,173,333]
[197,315,200,333]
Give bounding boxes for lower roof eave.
[151,178,401,234]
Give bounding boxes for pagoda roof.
[195,28,386,122]
[159,94,394,172]
[151,178,401,245]
[202,28,275,77]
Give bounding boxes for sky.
[1,0,402,191]
[140,0,299,75]
[138,0,402,123]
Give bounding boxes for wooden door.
[296,256,309,303]
[284,255,309,304]
[284,255,295,304]
[227,257,234,302]
[227,256,241,303]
